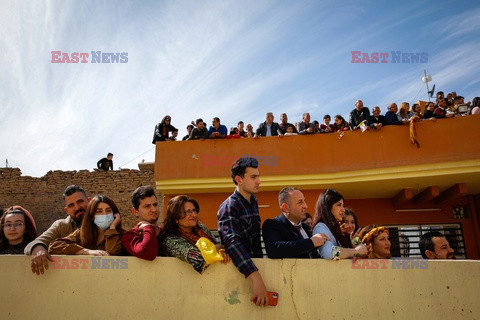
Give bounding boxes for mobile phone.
[253,291,279,306]
[267,291,279,306]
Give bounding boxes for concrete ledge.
[1,256,479,319]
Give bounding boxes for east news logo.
[51,51,128,63]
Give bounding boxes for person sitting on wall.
[262,187,328,259]
[312,120,320,133]
[278,113,297,134]
[169,129,179,141]
[433,98,454,119]
[0,206,37,254]
[208,117,228,139]
[297,112,315,134]
[312,189,367,260]
[237,121,248,137]
[122,186,162,261]
[320,114,333,133]
[161,195,230,273]
[407,103,422,119]
[398,102,410,122]
[332,114,350,132]
[188,118,209,140]
[183,124,194,141]
[422,102,437,121]
[284,124,298,136]
[385,103,408,125]
[227,127,241,139]
[49,195,123,256]
[419,231,455,259]
[152,115,177,143]
[368,106,387,130]
[97,153,114,171]
[25,185,90,275]
[349,99,371,131]
[254,112,283,138]
[361,226,391,259]
[245,123,254,137]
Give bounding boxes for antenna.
[5,159,9,168]
[422,69,434,102]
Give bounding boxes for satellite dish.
[428,84,435,98]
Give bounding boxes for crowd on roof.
[152,91,480,142]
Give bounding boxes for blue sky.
[1,0,479,177]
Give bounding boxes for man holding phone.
[217,157,269,306]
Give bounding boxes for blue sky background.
[1,0,479,177]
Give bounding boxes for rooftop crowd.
[1,156,459,307]
[152,91,480,142]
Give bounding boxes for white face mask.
[94,214,114,230]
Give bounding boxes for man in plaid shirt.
[217,157,268,306]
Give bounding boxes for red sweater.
[121,225,160,261]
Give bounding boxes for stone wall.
[0,167,159,233]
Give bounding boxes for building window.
[387,224,466,259]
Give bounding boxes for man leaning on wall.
[25,185,90,275]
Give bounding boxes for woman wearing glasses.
[161,195,230,273]
[0,206,37,254]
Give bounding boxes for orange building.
[154,115,480,258]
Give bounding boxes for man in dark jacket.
[254,112,283,138]
[350,99,371,130]
[97,153,113,171]
[368,106,387,130]
[262,187,329,259]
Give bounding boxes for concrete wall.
[0,256,479,319]
[0,168,158,232]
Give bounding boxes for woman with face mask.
[49,195,123,256]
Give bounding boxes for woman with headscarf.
[152,115,177,143]
[361,226,391,259]
[0,206,37,254]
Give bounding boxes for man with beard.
[25,185,89,275]
[122,186,161,260]
[419,231,455,259]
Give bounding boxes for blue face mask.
[94,214,114,230]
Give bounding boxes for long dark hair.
[0,206,38,250]
[163,195,200,235]
[79,195,121,249]
[343,208,359,234]
[313,189,351,248]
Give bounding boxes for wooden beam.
[392,188,413,207]
[413,186,439,205]
[435,183,468,204]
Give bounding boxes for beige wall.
[1,256,478,319]
[0,168,158,232]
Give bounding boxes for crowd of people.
[152,91,480,142]
[1,157,457,307]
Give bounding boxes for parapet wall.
[0,256,478,319]
[0,168,157,232]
